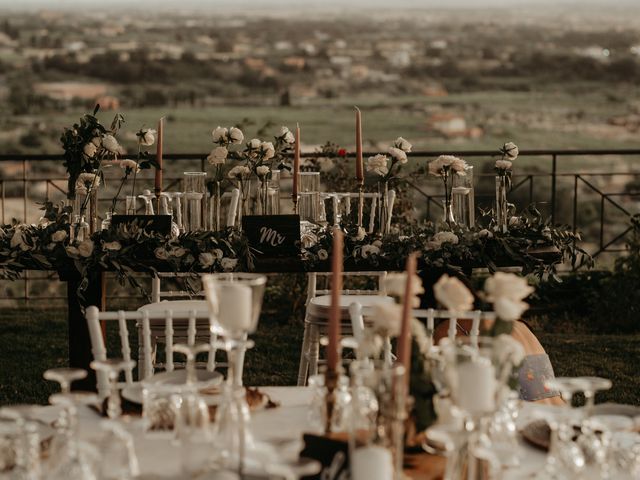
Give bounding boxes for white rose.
[355,226,366,241]
[478,229,493,239]
[501,142,519,160]
[212,126,228,143]
[66,246,79,257]
[229,127,244,144]
[78,239,94,257]
[372,239,382,248]
[228,165,251,179]
[433,274,474,312]
[388,147,408,164]
[256,165,270,177]
[366,154,389,177]
[384,272,425,298]
[207,146,228,165]
[91,136,102,147]
[52,230,67,242]
[139,128,156,146]
[493,334,525,367]
[450,157,468,174]
[212,248,224,260]
[171,247,186,257]
[10,229,29,251]
[248,138,261,149]
[260,142,275,160]
[429,155,467,176]
[317,249,329,261]
[301,232,318,248]
[102,134,120,154]
[280,126,295,144]
[103,241,121,251]
[484,272,533,304]
[495,160,513,170]
[119,159,139,173]
[154,247,169,260]
[371,302,403,337]
[199,252,215,268]
[432,231,459,246]
[361,244,380,258]
[221,257,238,271]
[394,137,412,153]
[83,142,97,157]
[494,297,529,322]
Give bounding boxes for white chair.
[85,304,216,397]
[296,271,393,385]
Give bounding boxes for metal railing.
[1,148,640,304]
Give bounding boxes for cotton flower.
[52,230,67,242]
[388,147,408,164]
[91,136,102,147]
[102,241,121,251]
[119,159,139,173]
[102,134,120,154]
[317,249,329,261]
[260,142,275,160]
[366,154,389,177]
[78,239,94,257]
[212,126,228,143]
[76,173,101,191]
[83,142,97,157]
[228,165,251,179]
[256,165,270,177]
[500,142,519,160]
[433,274,474,312]
[279,126,295,144]
[207,146,228,165]
[361,244,381,258]
[229,127,244,144]
[248,138,261,149]
[138,128,156,146]
[495,160,513,170]
[371,302,403,337]
[394,137,412,153]
[221,257,238,271]
[199,252,215,268]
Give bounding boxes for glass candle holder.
[298,172,320,223]
[183,172,208,231]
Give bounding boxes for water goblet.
[97,420,140,480]
[90,359,136,419]
[0,407,41,479]
[43,368,88,394]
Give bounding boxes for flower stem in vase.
[442,172,455,226]
[495,175,509,232]
[210,180,222,231]
[378,181,390,235]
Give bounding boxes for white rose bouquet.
[366,136,412,183]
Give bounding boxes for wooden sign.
[299,433,349,480]
[111,214,172,235]
[242,214,302,271]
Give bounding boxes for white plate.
[122,370,224,406]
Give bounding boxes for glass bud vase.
[378,181,390,235]
[209,180,222,231]
[495,175,509,232]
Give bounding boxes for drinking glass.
[125,195,138,215]
[308,373,351,433]
[90,359,136,420]
[164,192,184,231]
[183,172,208,231]
[97,420,139,480]
[298,172,320,223]
[159,193,180,237]
[452,165,474,227]
[138,190,156,215]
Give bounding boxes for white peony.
[256,165,270,177]
[102,134,120,154]
[388,147,408,164]
[199,252,215,268]
[248,138,261,149]
[103,241,121,251]
[51,230,67,242]
[139,128,156,146]
[429,155,468,176]
[433,274,474,312]
[361,244,381,258]
[78,239,94,257]
[119,159,139,173]
[229,127,244,144]
[207,146,228,165]
[260,142,275,160]
[366,154,389,177]
[154,247,169,260]
[394,137,412,153]
[495,160,513,170]
[317,249,329,261]
[279,126,295,144]
[221,257,238,271]
[212,126,228,143]
[212,248,224,260]
[484,272,533,321]
[371,302,403,337]
[384,272,425,298]
[228,165,251,179]
[501,142,519,160]
[83,142,97,158]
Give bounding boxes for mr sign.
[242,215,302,271]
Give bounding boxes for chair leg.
[307,324,321,379]
[137,328,146,380]
[297,322,312,386]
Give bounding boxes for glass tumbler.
[452,165,475,228]
[183,172,208,231]
[298,172,320,223]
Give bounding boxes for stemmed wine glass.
[90,359,136,419]
[43,368,87,394]
[202,272,267,476]
[0,407,41,479]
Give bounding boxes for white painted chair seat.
[306,294,393,321]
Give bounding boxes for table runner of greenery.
[0,202,590,304]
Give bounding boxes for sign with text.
[242,214,302,271]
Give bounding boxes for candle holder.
[324,369,339,434]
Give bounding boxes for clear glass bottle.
[101,211,112,231]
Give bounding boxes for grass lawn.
[0,308,638,407]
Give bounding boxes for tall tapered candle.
[397,253,417,375]
[292,123,300,205]
[355,107,364,183]
[154,117,164,197]
[327,227,344,372]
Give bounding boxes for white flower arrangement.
[228,165,251,180]
[433,274,474,312]
[256,165,270,177]
[366,154,389,176]
[428,155,468,177]
[495,142,519,174]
